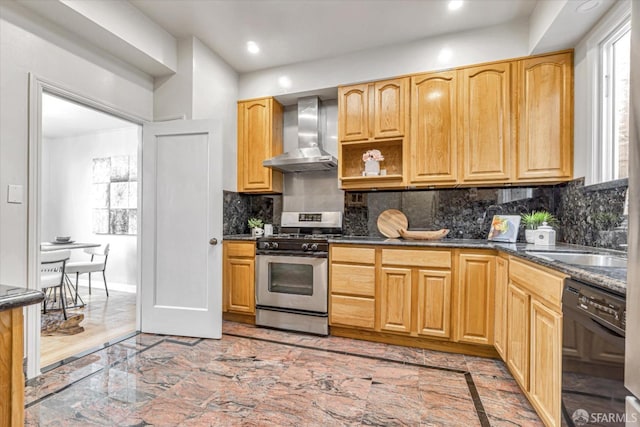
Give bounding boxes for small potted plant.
[248,217,264,237]
[521,210,558,243]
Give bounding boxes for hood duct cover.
[263,96,337,173]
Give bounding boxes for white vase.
[364,159,380,176]
[525,228,536,244]
[251,227,264,237]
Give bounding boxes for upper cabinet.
[237,97,283,193]
[335,49,573,191]
[516,52,573,181]
[410,70,458,185]
[338,78,409,190]
[338,78,409,142]
[338,84,370,142]
[458,62,513,184]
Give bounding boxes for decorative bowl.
[55,236,71,242]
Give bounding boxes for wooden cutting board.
[377,209,408,238]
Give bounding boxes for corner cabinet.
[455,251,495,345]
[507,257,565,427]
[493,254,509,359]
[237,97,283,193]
[223,241,256,318]
[516,52,573,181]
[338,78,409,190]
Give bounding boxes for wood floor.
[40,288,136,368]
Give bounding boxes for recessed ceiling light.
[448,0,463,11]
[438,47,453,63]
[246,41,260,54]
[576,0,601,13]
[278,76,292,89]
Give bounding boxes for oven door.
[255,254,328,313]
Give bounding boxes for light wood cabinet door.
[459,63,512,183]
[517,52,573,181]
[416,269,451,339]
[507,283,530,390]
[373,78,408,139]
[380,267,412,333]
[494,256,508,360]
[410,71,458,184]
[338,84,370,141]
[530,299,562,427]
[237,98,283,193]
[224,257,255,314]
[455,253,495,345]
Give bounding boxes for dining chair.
[65,244,110,300]
[40,249,71,320]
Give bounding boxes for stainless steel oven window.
[269,262,313,296]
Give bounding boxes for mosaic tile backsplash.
[223,178,628,250]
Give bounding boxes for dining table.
[40,242,101,251]
[40,241,101,308]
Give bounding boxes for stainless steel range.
[255,211,342,335]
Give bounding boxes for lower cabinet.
[493,255,509,359]
[380,248,452,338]
[507,258,565,427]
[455,252,495,345]
[329,245,452,339]
[415,269,451,339]
[222,241,256,315]
[330,246,376,329]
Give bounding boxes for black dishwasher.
[562,278,628,426]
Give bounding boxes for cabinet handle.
[209,238,218,246]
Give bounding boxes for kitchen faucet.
[481,204,504,222]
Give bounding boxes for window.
[598,18,631,182]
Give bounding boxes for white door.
[141,120,222,338]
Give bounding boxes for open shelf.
[340,139,404,180]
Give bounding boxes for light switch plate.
[7,184,24,204]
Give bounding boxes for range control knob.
[272,242,279,249]
[263,242,271,249]
[310,243,318,251]
[301,243,309,250]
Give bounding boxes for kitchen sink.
[525,251,627,268]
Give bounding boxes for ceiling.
[130,0,540,73]
[42,93,138,139]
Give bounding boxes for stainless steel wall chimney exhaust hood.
[263,96,337,173]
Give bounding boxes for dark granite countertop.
[223,234,257,241]
[329,237,627,295]
[0,284,45,311]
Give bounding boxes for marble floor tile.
[25,321,541,426]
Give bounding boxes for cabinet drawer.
[225,241,255,258]
[331,246,375,264]
[381,249,451,268]
[510,258,565,309]
[330,295,375,329]
[331,264,375,297]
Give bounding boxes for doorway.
[38,91,141,369]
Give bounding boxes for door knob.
[209,238,218,246]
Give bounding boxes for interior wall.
[238,18,529,99]
[42,127,139,286]
[154,36,239,191]
[0,2,153,286]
